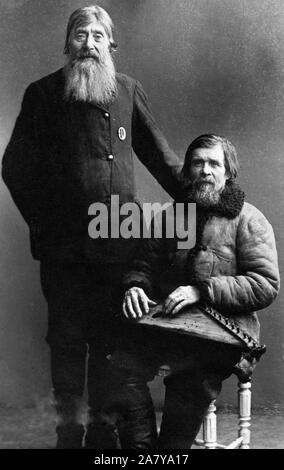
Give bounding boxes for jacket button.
[108,154,114,160]
[201,245,207,251]
[105,112,110,118]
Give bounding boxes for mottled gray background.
[0,0,283,409]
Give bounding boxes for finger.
[126,295,138,320]
[169,299,190,317]
[163,295,174,313]
[139,291,157,315]
[131,292,145,319]
[164,297,182,316]
[163,286,182,308]
[139,291,151,315]
[163,292,184,315]
[122,298,130,319]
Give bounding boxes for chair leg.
[203,400,217,449]
[238,381,251,449]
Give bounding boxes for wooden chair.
[194,380,252,449]
[158,363,252,450]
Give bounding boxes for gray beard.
[64,53,117,106]
[186,183,221,208]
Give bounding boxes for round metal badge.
[118,127,126,141]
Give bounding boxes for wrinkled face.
[68,19,110,62]
[189,143,228,193]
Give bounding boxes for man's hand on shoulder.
[163,286,200,317]
[123,287,157,321]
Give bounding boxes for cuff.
[195,280,211,305]
[122,278,153,298]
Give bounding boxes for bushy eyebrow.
[192,157,221,165]
[75,27,105,35]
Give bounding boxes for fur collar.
[187,180,245,219]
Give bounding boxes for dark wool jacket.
[123,183,280,342]
[2,69,181,264]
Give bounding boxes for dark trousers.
[40,261,128,448]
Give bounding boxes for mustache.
[195,179,214,186]
[181,179,213,188]
[77,50,100,60]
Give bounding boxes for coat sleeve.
[2,83,45,226]
[132,81,182,200]
[198,208,280,314]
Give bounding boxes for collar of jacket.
[185,180,245,219]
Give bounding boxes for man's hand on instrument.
[123,287,157,321]
[163,285,200,316]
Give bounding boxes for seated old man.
[97,134,280,449]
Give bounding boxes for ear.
[109,40,118,53]
[224,166,231,181]
[224,173,232,187]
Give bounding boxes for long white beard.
[64,52,117,106]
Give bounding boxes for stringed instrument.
[138,303,265,357]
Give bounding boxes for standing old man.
[2,5,181,448]
[119,134,280,448]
